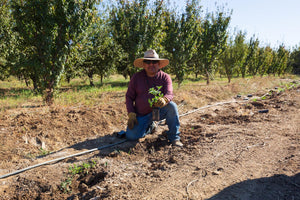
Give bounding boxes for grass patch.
[0,74,299,111]
[175,76,299,109]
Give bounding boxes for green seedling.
[148,86,163,107]
[60,178,72,193]
[278,87,285,93]
[60,160,97,193]
[69,160,96,176]
[39,148,51,156]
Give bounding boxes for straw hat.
[133,50,169,68]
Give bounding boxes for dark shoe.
[117,130,126,138]
[172,140,183,147]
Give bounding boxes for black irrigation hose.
[0,139,127,179]
[157,100,237,126]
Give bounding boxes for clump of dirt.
[0,83,299,199]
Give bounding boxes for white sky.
[172,0,300,49]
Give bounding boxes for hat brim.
[134,58,169,68]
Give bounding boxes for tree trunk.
[45,81,54,106]
[227,75,231,83]
[205,69,210,85]
[88,72,94,87]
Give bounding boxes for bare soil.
[0,81,299,200]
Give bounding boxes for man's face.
[143,60,160,77]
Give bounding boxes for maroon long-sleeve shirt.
[126,69,174,116]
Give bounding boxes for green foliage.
[60,160,97,193]
[288,46,300,74]
[60,177,72,193]
[148,86,163,107]
[39,148,51,156]
[273,44,289,76]
[11,0,99,105]
[76,15,122,86]
[110,0,165,78]
[196,8,231,84]
[163,0,200,87]
[1,0,296,96]
[68,160,96,176]
[246,36,260,76]
[220,41,235,83]
[0,1,16,80]
[258,46,273,77]
[233,31,248,78]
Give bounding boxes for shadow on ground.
[208,173,300,200]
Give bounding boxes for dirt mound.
[0,84,299,199]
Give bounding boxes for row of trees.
[1,0,300,104]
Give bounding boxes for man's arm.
[162,73,173,102]
[125,77,136,114]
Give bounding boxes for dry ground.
[0,79,299,200]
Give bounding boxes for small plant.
[39,148,51,156]
[278,87,285,93]
[68,160,96,176]
[60,160,97,193]
[60,178,72,193]
[148,86,163,107]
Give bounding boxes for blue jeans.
[126,101,180,142]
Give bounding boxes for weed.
[39,148,51,156]
[278,87,285,93]
[60,160,97,193]
[60,178,72,194]
[69,160,96,176]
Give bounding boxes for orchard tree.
[288,46,300,74]
[273,44,289,76]
[233,30,248,78]
[11,0,99,105]
[109,0,165,78]
[0,1,16,80]
[220,31,249,82]
[197,9,231,84]
[220,41,235,83]
[163,0,200,86]
[258,46,273,77]
[78,16,123,86]
[245,35,260,76]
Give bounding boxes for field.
[0,76,299,199]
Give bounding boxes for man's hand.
[127,112,138,129]
[153,97,169,108]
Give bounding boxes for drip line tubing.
[0,139,127,179]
